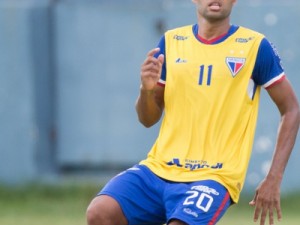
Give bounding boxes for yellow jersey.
[140,25,284,203]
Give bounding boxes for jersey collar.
[193,24,239,44]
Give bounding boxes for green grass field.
[0,183,298,225]
[0,183,97,225]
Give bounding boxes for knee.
[86,202,103,225]
[86,198,111,225]
[86,195,127,225]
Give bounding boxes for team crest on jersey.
[226,57,246,77]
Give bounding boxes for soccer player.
[86,0,300,224]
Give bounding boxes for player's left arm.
[249,38,300,225]
[250,78,300,225]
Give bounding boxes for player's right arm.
[136,48,165,127]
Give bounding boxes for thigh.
[165,180,232,225]
[98,165,167,225]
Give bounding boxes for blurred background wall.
[0,0,299,194]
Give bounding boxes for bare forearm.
[136,48,165,127]
[250,108,300,225]
[267,109,300,181]
[136,86,164,127]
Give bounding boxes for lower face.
[196,1,234,23]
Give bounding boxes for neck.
[197,18,231,41]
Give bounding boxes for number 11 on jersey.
[199,65,213,86]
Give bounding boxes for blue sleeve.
[154,35,166,83]
[252,38,285,87]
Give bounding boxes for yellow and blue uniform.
[99,24,285,224]
[140,24,285,203]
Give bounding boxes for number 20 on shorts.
[183,190,214,212]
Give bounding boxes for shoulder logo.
[235,37,255,43]
[226,57,246,77]
[173,35,189,41]
[175,58,187,63]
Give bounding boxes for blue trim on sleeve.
[252,38,285,86]
[154,36,166,82]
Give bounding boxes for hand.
[140,48,164,92]
[249,178,282,225]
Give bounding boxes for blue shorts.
[98,165,232,225]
